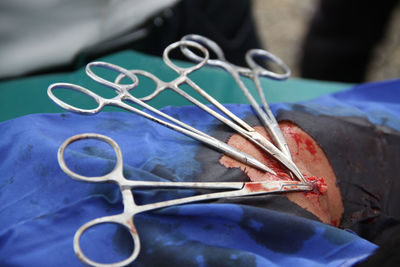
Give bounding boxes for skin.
[219,121,344,226]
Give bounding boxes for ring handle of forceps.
[113,40,209,101]
[180,34,227,64]
[85,61,139,92]
[163,40,210,75]
[57,133,125,184]
[47,83,105,114]
[245,49,291,80]
[181,34,291,80]
[47,62,138,114]
[74,213,140,267]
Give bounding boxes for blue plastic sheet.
[3,78,400,266]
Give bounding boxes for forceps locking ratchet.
[59,133,313,267]
[47,42,273,174]
[180,35,304,182]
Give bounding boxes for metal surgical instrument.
[113,40,304,182]
[47,44,272,174]
[180,35,305,182]
[59,133,313,267]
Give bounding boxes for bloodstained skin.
[219,122,343,226]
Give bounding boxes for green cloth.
[0,50,352,122]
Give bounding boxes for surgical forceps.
[180,35,302,181]
[47,42,272,174]
[113,40,305,182]
[59,133,313,267]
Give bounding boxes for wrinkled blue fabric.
[273,78,400,131]
[2,78,400,266]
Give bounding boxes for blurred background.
[1,0,399,83]
[252,0,400,82]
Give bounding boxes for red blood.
[304,176,328,196]
[285,126,317,156]
[285,127,301,155]
[331,219,339,227]
[305,139,317,156]
[244,182,282,193]
[126,220,137,234]
[275,172,291,180]
[245,183,265,192]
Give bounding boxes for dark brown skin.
[220,121,343,226]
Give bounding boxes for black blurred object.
[77,0,262,71]
[355,223,400,266]
[300,0,399,83]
